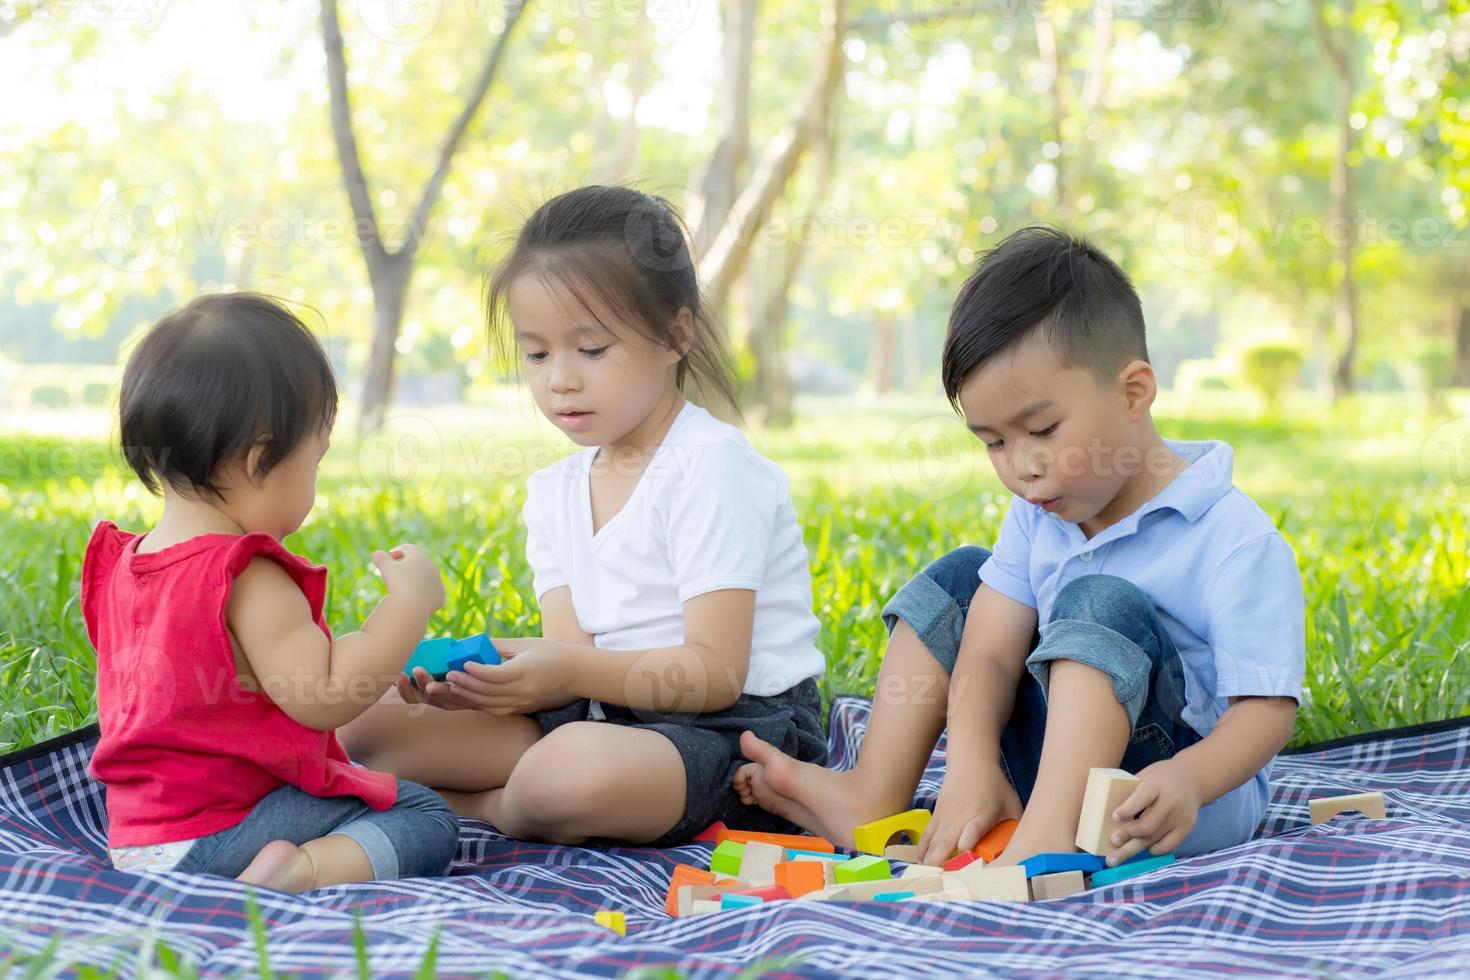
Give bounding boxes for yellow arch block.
[852,809,932,855]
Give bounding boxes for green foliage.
[1237,339,1306,412]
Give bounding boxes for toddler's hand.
[918,764,1023,866]
[372,544,445,614]
[1105,757,1201,864]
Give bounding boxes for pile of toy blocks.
[665,767,1189,915]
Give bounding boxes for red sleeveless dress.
[81,522,397,847]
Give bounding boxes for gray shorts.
[532,677,827,847]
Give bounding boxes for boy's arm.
[945,583,1039,768]
[1170,695,1299,804]
[229,553,440,732]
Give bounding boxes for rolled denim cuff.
[880,572,963,674]
[1025,619,1153,727]
[330,819,399,880]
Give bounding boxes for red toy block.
[942,850,981,872]
[694,821,727,843]
[731,884,791,902]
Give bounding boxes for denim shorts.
[880,545,1203,805]
[532,678,828,847]
[169,778,460,881]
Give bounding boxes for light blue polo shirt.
[978,438,1305,855]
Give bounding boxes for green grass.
[2,390,1466,752]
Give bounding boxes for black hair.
[941,225,1148,409]
[485,185,739,414]
[119,292,337,499]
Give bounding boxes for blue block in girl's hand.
[404,634,500,685]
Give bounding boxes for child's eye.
[580,346,608,358]
[524,351,548,363]
[1032,423,1058,438]
[984,439,1003,451]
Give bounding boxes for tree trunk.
[603,1,652,182]
[1312,0,1359,401]
[687,0,756,259]
[1453,289,1470,388]
[871,313,896,394]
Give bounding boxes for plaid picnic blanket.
[0,696,1466,978]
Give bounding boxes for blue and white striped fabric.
[0,697,1466,977]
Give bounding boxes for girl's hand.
[431,638,578,716]
[917,764,1024,866]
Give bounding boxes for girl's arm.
[228,547,444,731]
[526,586,594,711]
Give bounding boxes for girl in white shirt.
[341,186,828,847]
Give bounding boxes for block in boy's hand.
[404,634,501,686]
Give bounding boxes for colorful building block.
[593,910,625,935]
[738,840,784,886]
[664,864,716,915]
[709,840,745,878]
[874,891,914,901]
[720,893,763,910]
[1029,870,1086,900]
[774,860,826,898]
[942,851,981,872]
[1309,791,1387,823]
[731,884,790,902]
[946,863,1030,901]
[972,818,1018,862]
[403,634,500,684]
[675,882,740,916]
[694,821,727,842]
[688,899,723,915]
[1018,852,1108,879]
[715,829,836,852]
[1088,852,1176,887]
[1076,768,1141,855]
[899,864,942,880]
[852,809,932,855]
[834,854,892,883]
[884,844,921,863]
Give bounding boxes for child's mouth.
[557,410,594,430]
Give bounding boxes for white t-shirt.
[521,401,826,699]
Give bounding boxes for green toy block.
[834,854,891,884]
[1089,852,1176,887]
[710,840,745,878]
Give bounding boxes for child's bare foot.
[732,731,910,850]
[236,840,317,893]
[987,823,1080,868]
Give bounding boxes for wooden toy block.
[665,864,717,915]
[797,884,851,902]
[1088,852,1176,887]
[688,899,723,915]
[786,847,839,861]
[1019,852,1108,879]
[716,829,836,853]
[836,874,945,901]
[900,864,942,880]
[884,844,921,863]
[852,809,932,855]
[721,893,764,910]
[593,910,625,935]
[694,821,727,842]
[834,854,892,884]
[738,841,785,886]
[944,863,1030,901]
[874,891,914,901]
[775,860,826,898]
[1076,768,1140,855]
[972,818,1019,862]
[731,884,791,902]
[709,840,745,878]
[942,851,981,872]
[676,882,741,916]
[1029,870,1086,900]
[1309,791,1387,824]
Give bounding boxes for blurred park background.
[1,0,1467,752]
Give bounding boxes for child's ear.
[244,436,274,485]
[668,307,695,362]
[1119,359,1158,420]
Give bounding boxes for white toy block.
[1076,767,1141,855]
[739,840,785,886]
[1309,791,1386,823]
[1030,870,1086,900]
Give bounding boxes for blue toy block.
[404,634,500,685]
[720,893,763,909]
[873,891,914,902]
[1088,852,1176,887]
[785,848,841,862]
[1019,852,1108,879]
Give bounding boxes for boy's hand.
[917,765,1023,866]
[1106,757,1201,864]
[372,544,445,614]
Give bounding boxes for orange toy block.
[715,829,836,853]
[664,864,715,915]
[775,860,826,898]
[972,818,1018,862]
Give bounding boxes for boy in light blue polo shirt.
[734,226,1305,868]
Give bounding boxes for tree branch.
[320,0,385,262]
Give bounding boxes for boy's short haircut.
[119,292,338,499]
[941,225,1149,408]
